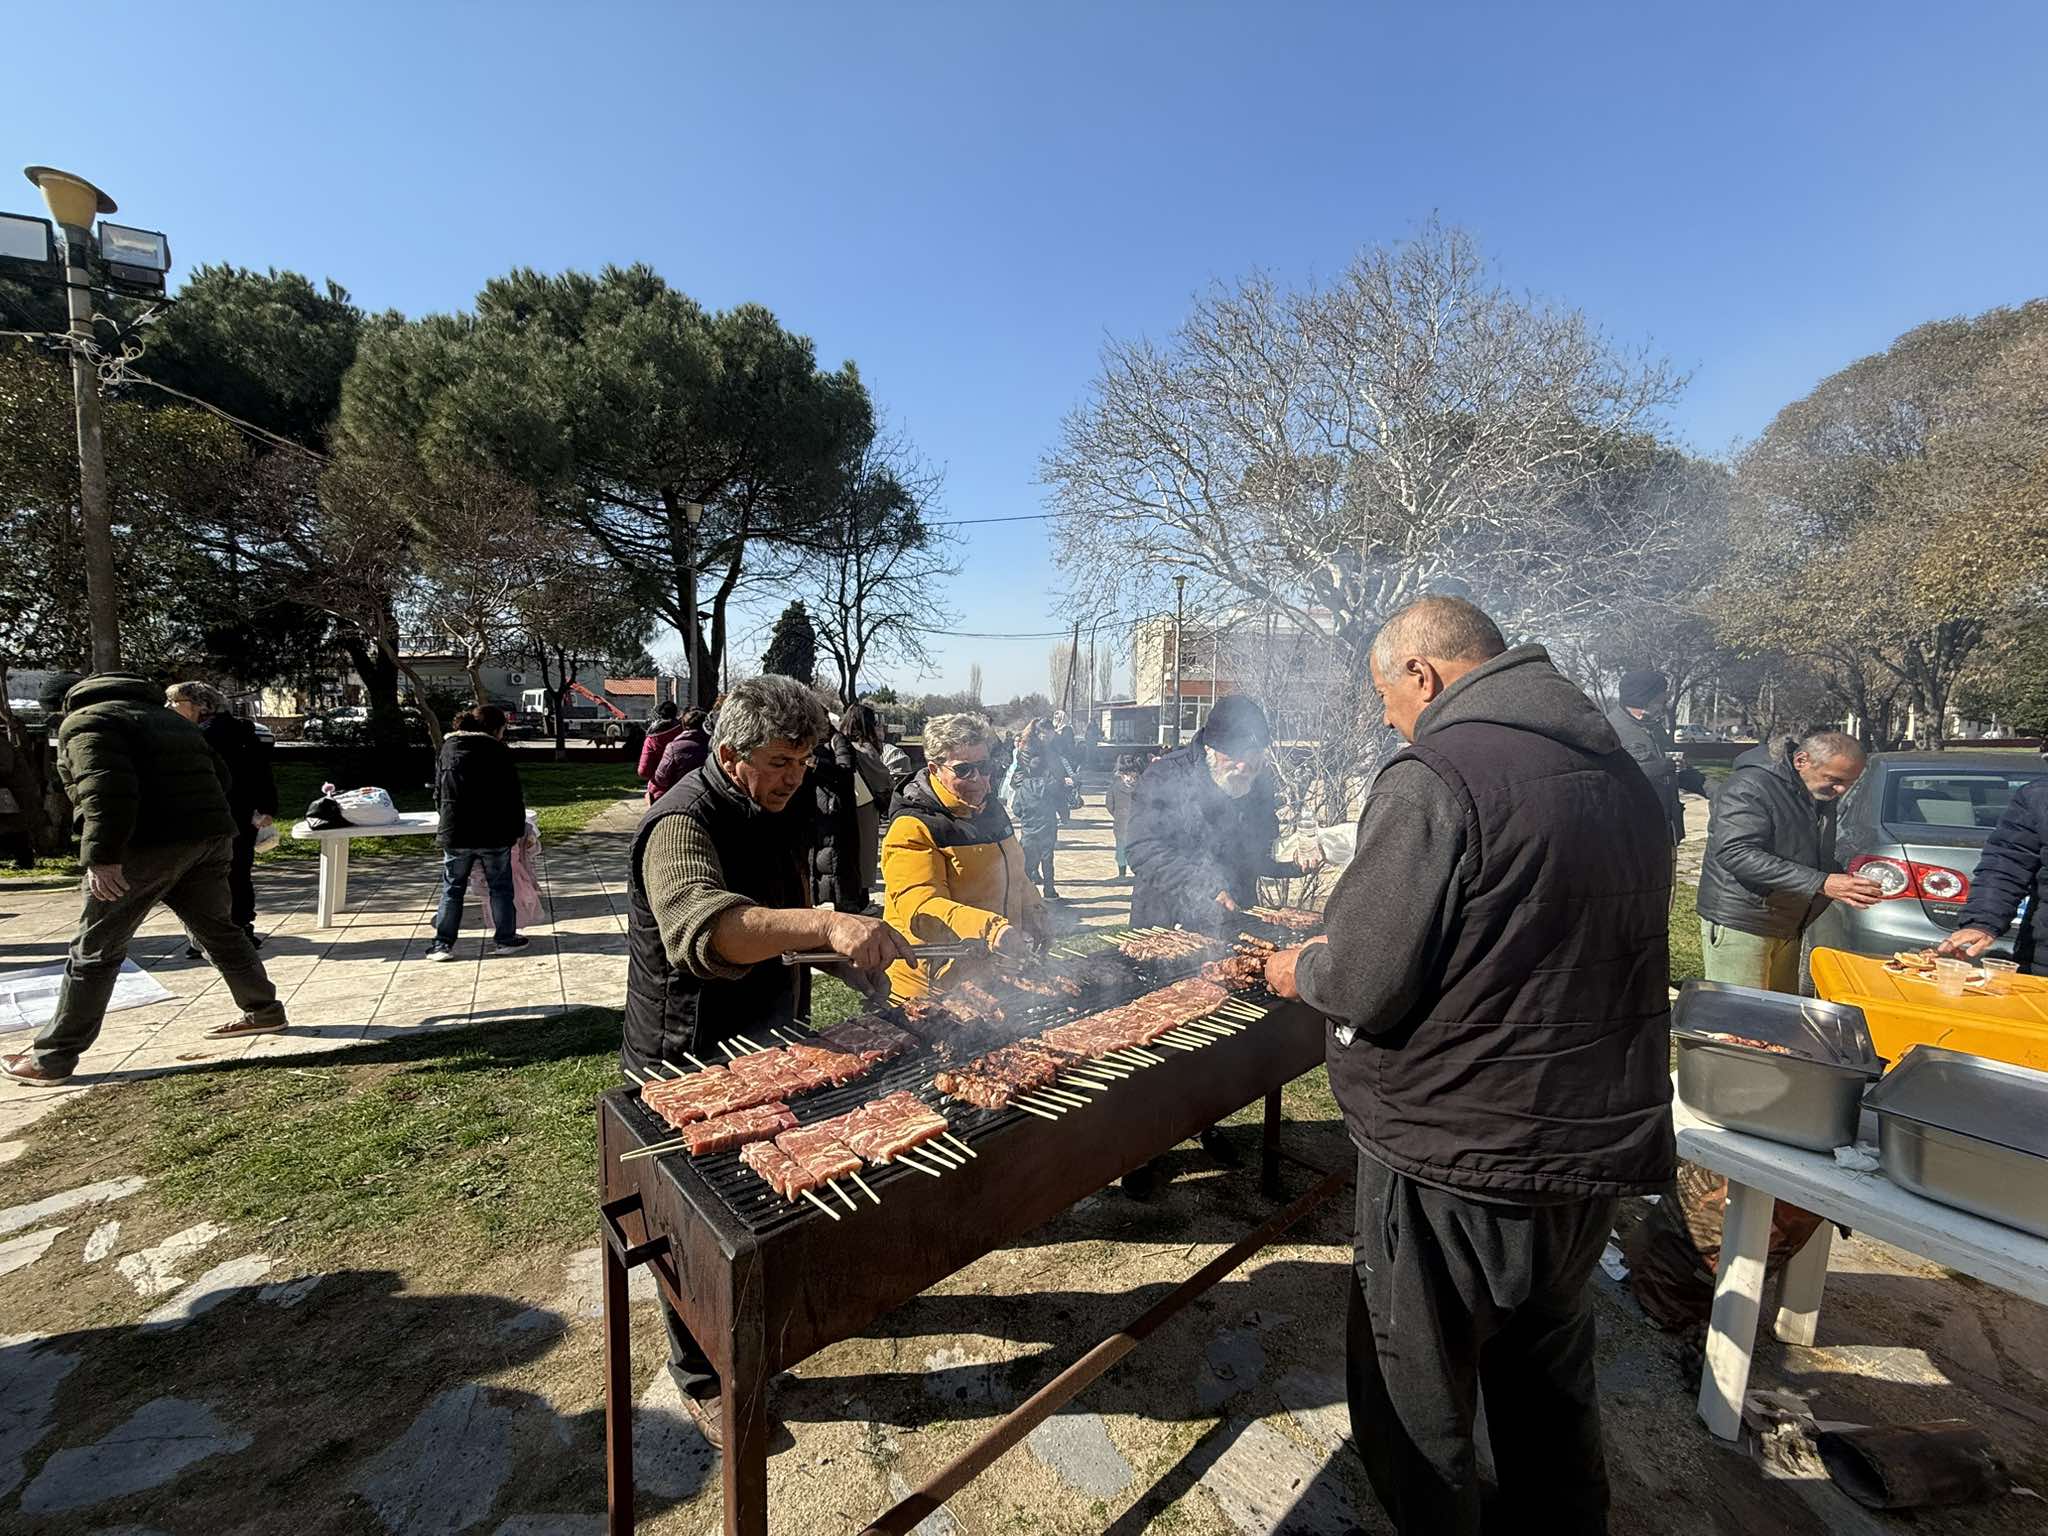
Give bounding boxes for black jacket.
[1604,704,1703,844]
[201,713,278,823]
[434,732,525,850]
[1956,779,2048,971]
[1127,742,1290,934]
[1300,645,1674,1200]
[56,674,236,866]
[810,731,868,912]
[1695,743,1838,939]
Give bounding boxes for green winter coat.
[56,674,236,866]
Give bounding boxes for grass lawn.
[1671,882,1703,984]
[1,758,639,880]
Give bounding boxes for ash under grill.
[620,920,1305,1238]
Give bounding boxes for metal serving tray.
[1865,1045,2048,1239]
[1673,981,1885,1152]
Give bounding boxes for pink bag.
[467,814,544,929]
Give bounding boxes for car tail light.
[1848,855,1971,904]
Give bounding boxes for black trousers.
[1347,1150,1614,1536]
[227,820,259,929]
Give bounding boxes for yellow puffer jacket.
[882,769,1046,1000]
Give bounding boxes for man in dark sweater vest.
[623,673,911,1448]
[1267,597,1674,1536]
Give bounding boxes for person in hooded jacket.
[1002,719,1066,898]
[1694,730,1879,992]
[427,706,528,959]
[166,681,278,950]
[637,699,685,800]
[1126,694,1319,935]
[1106,753,1143,878]
[1264,596,1676,1536]
[809,716,891,913]
[1604,669,1706,845]
[648,708,711,800]
[838,702,898,895]
[5,673,289,1084]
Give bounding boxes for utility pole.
[27,169,121,671]
[1169,574,1186,748]
[682,500,705,708]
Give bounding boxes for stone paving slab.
[18,1396,252,1516]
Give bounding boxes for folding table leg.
[315,843,339,929]
[1774,1220,1833,1347]
[1697,1177,1774,1439]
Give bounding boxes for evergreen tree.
[760,601,818,682]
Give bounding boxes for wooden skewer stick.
[829,1178,858,1212]
[717,1040,739,1061]
[851,1171,882,1205]
[802,1189,843,1221]
[769,1028,798,1045]
[1152,1037,1201,1053]
[943,1132,978,1159]
[623,1067,647,1085]
[1016,1094,1068,1115]
[906,1147,955,1171]
[682,1052,710,1070]
[1064,1072,1116,1089]
[891,1152,944,1178]
[619,1137,685,1161]
[1009,1099,1062,1121]
[660,1059,691,1076]
[1040,1087,1090,1107]
[919,1141,964,1167]
[737,1034,769,1053]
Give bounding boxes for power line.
[928,512,1054,527]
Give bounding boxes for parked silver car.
[1807,750,2047,961]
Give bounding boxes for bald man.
[1696,728,1879,992]
[1266,596,1673,1536]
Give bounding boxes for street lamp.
[24,166,123,671]
[1169,573,1187,748]
[683,501,705,708]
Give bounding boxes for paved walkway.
[0,799,642,1143]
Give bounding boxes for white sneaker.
[426,944,456,963]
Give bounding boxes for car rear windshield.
[1883,768,2048,831]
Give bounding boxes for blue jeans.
[434,846,518,945]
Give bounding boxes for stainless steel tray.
[1673,981,1884,1152]
[1865,1045,2048,1239]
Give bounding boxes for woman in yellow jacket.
[882,712,1049,1000]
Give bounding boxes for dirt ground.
[4,794,2047,1534]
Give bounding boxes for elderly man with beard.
[1265,596,1674,1535]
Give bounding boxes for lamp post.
[1169,574,1187,748]
[25,167,120,671]
[682,500,705,708]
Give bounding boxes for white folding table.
[289,812,442,929]
[1675,1097,2048,1440]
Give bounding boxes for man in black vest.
[1267,597,1674,1536]
[623,673,910,1443]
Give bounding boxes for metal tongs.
[781,937,990,966]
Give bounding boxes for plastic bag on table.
[327,784,399,826]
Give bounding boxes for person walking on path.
[4,673,289,1085]
[166,681,277,952]
[809,715,890,913]
[839,702,897,896]
[426,705,529,960]
[637,699,685,802]
[1695,730,1879,992]
[1106,752,1142,879]
[1265,597,1675,1536]
[646,708,710,802]
[1003,719,1066,899]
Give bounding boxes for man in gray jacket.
[1267,597,1673,1536]
[1695,731,1881,992]
[1605,669,1705,845]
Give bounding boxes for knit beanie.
[1618,670,1668,710]
[1197,694,1272,754]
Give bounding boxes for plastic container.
[1672,981,1886,1152]
[1933,957,1972,997]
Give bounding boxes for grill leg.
[1260,1086,1282,1198]
[723,1272,770,1536]
[603,1235,635,1534]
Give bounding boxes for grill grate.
[622,920,1308,1238]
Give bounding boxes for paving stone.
[1197,1322,1267,1410]
[1197,1417,1357,1535]
[0,1226,65,1277]
[496,1307,565,1339]
[19,1396,252,1514]
[83,1219,120,1263]
[1026,1410,1133,1498]
[140,1254,276,1331]
[0,1141,23,1165]
[884,1469,961,1536]
[920,1345,1006,1405]
[0,1175,144,1237]
[1273,1369,1350,1453]
[0,1336,79,1499]
[256,1273,323,1308]
[631,1369,718,1502]
[491,1519,604,1536]
[351,1383,516,1535]
[116,1221,227,1297]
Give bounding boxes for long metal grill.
[621,919,1307,1238]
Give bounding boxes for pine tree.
[761,601,818,682]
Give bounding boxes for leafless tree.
[967,663,983,704]
[1045,219,1688,805]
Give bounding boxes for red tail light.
[1849,855,1971,904]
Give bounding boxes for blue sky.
[8,2,2045,698]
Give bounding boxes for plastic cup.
[1933,956,1972,997]
[1982,957,2019,993]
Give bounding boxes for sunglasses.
[940,760,991,779]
